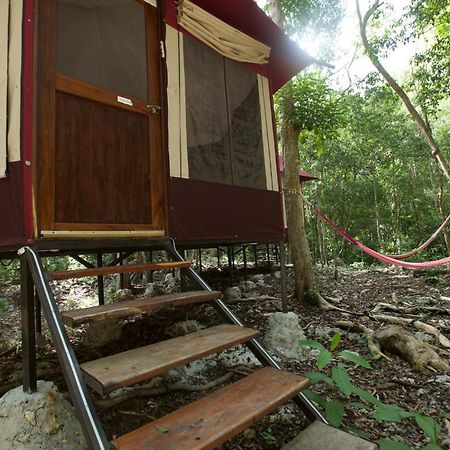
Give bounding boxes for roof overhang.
[184,0,315,93]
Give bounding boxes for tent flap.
[177,0,270,65]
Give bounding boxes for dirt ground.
[0,260,449,449]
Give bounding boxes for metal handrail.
[19,246,111,450]
[164,239,328,424]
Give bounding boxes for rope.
[306,201,450,270]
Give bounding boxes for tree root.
[335,320,389,360]
[306,290,363,315]
[94,372,235,409]
[373,325,450,373]
[371,314,450,349]
[371,302,449,316]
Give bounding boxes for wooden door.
[38,0,165,236]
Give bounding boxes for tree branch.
[355,0,450,181]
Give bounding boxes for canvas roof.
[187,0,315,92]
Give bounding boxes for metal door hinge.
[160,41,166,59]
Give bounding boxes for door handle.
[147,104,161,115]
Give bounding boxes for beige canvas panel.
[143,0,157,6]
[8,0,23,163]
[258,74,279,191]
[177,0,270,65]
[166,25,189,179]
[0,0,8,178]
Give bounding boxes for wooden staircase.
[18,241,320,450]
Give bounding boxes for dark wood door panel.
[38,0,166,234]
[55,92,151,224]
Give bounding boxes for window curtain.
[177,0,270,65]
[0,0,23,179]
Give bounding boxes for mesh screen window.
[184,35,267,189]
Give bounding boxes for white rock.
[144,282,161,298]
[83,318,121,348]
[0,381,86,450]
[239,280,257,293]
[111,289,134,303]
[263,312,308,360]
[224,286,241,300]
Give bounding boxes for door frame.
[37,0,167,237]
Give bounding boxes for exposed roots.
[306,289,362,315]
[371,314,450,349]
[373,325,450,373]
[94,372,235,409]
[335,320,388,361]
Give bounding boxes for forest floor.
[0,261,449,449]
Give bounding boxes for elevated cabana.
[0,0,314,253]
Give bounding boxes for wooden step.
[281,421,378,450]
[113,367,309,450]
[62,291,222,327]
[47,261,191,281]
[81,324,259,395]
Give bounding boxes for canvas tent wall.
[0,0,314,251]
[0,0,33,248]
[163,0,314,242]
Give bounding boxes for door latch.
[147,104,162,115]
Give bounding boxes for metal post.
[35,288,42,335]
[227,245,234,285]
[253,245,258,270]
[97,252,104,305]
[20,253,37,392]
[279,240,288,313]
[198,248,202,272]
[243,245,247,280]
[180,248,187,292]
[149,251,154,283]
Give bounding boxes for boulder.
[263,312,308,360]
[0,381,86,450]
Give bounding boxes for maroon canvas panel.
[0,162,26,248]
[169,177,283,241]
[164,0,313,92]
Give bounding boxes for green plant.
[262,427,277,445]
[300,334,449,450]
[0,298,8,314]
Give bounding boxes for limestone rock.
[249,274,265,285]
[83,318,121,348]
[0,381,86,450]
[144,282,161,298]
[111,289,134,303]
[239,280,257,293]
[224,286,241,300]
[263,312,308,360]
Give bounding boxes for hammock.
[311,205,450,270]
[388,214,450,260]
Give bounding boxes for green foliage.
[299,335,447,449]
[278,73,346,136]
[0,298,8,314]
[262,427,277,444]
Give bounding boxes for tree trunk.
[283,124,316,301]
[356,0,450,182]
[268,0,326,305]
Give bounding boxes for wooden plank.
[82,325,260,395]
[48,261,190,281]
[281,421,378,450]
[62,290,222,327]
[113,367,309,450]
